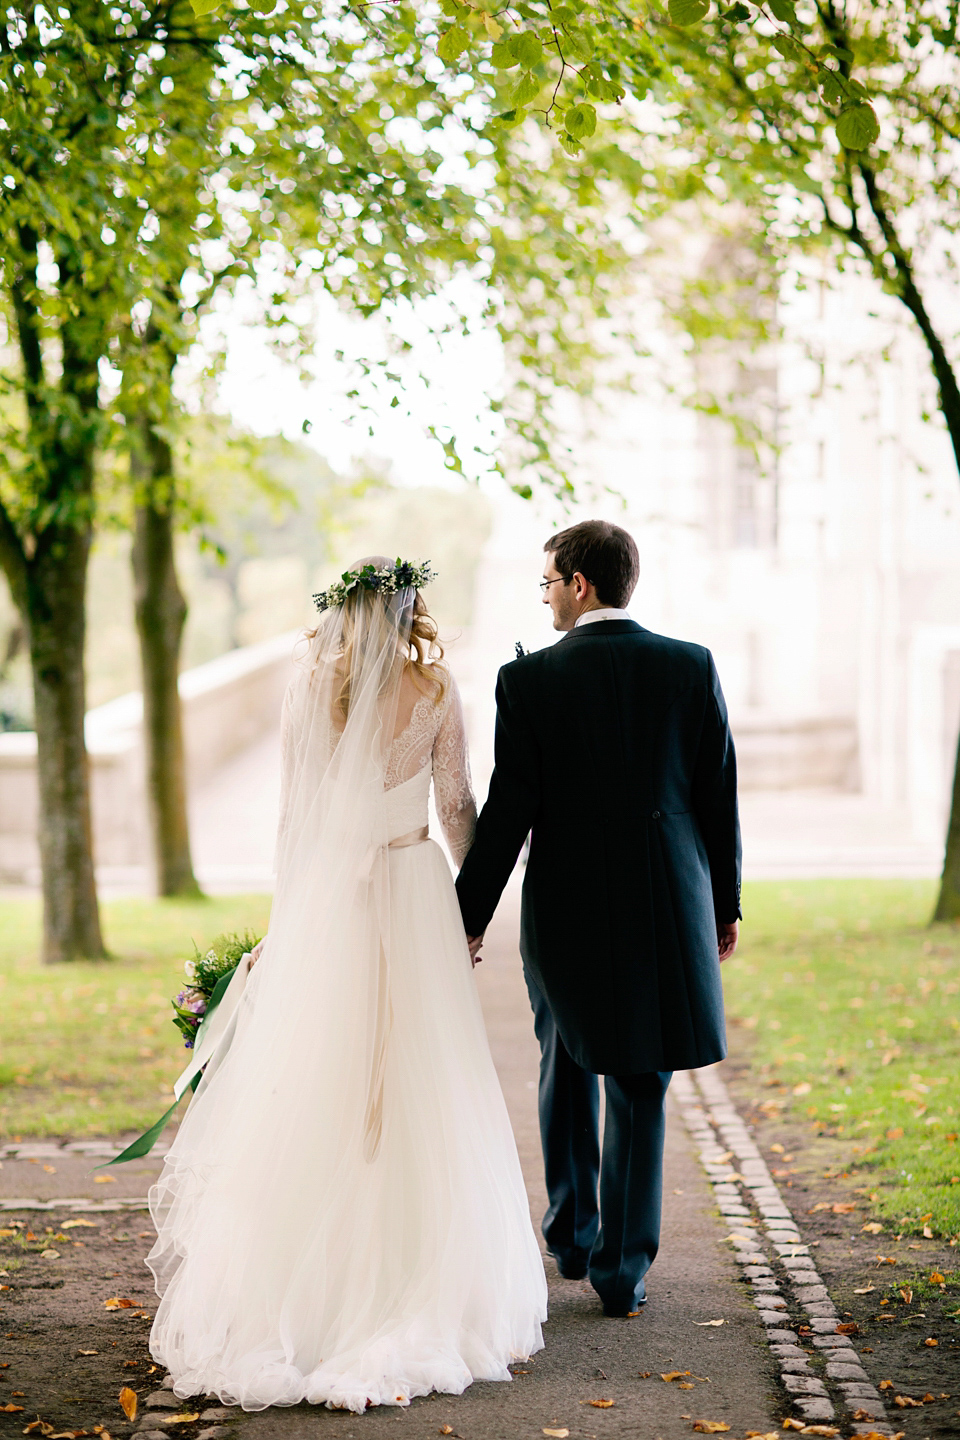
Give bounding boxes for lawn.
[0,894,272,1138]
[2,880,959,1243]
[724,878,960,1240]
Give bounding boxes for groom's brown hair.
[545,520,639,609]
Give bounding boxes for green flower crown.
[312,558,437,614]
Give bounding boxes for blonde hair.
[308,555,447,721]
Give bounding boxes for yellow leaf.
[93,1176,117,1185]
[899,1288,913,1304]
[482,13,502,38]
[924,1337,938,1347]
[118,1390,137,1423]
[930,1271,946,1284]
[799,1429,839,1437]
[543,1431,569,1438]
[678,1382,695,1390]
[861,1222,883,1233]
[792,1082,811,1096]
[162,1417,199,1427]
[61,1220,98,1230]
[831,1203,856,1214]
[922,1225,933,1238]
[782,1422,806,1432]
[40,1249,59,1259]
[693,1423,730,1434]
[103,1298,134,1310]
[589,1399,614,1407]
[1,1405,25,1413]
[662,1372,691,1382]
[693,1318,725,1326]
[853,1284,875,1294]
[886,1127,904,1140]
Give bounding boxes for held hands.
[248,939,266,969]
[467,934,485,967]
[717,920,739,963]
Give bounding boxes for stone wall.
[0,631,297,886]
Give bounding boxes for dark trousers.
[524,966,672,1314]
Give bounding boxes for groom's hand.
[717,920,739,962]
[467,934,485,967]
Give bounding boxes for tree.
[1,0,635,940]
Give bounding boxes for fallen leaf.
[924,1337,938,1347]
[76,1351,97,1357]
[850,1410,877,1422]
[22,1423,53,1436]
[923,1225,934,1239]
[809,1202,832,1212]
[438,1427,454,1436]
[920,1393,935,1404]
[875,1255,898,1265]
[639,1372,652,1379]
[894,1396,922,1408]
[769,1144,785,1154]
[1,1405,25,1414]
[588,1399,614,1408]
[662,1372,692,1383]
[39,1250,59,1260]
[159,1417,198,1427]
[879,1379,894,1389]
[118,1390,137,1423]
[103,1298,134,1310]
[745,1433,781,1439]
[61,1221,97,1231]
[93,1176,116,1185]
[886,1128,904,1140]
[930,1271,946,1284]
[678,1383,695,1390]
[853,1285,876,1294]
[542,1431,569,1439]
[693,1319,725,1327]
[692,1424,730,1434]
[832,1203,856,1213]
[861,1222,883,1234]
[793,1083,811,1096]
[899,1288,913,1304]
[835,1322,859,1334]
[800,1428,839,1437]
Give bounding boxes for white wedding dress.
[146,645,547,1414]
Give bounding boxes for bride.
[145,557,547,1414]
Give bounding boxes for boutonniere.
[515,641,527,659]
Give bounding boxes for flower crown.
[312,558,437,614]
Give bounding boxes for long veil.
[146,570,425,1402]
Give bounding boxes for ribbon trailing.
[98,954,253,1168]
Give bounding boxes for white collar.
[575,608,631,628]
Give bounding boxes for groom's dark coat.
[456,619,741,1076]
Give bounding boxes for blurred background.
[1,254,954,896]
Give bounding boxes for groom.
[456,519,741,1317]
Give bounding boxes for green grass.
[726,879,960,1239]
[0,894,272,1138]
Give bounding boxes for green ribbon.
[99,963,240,1168]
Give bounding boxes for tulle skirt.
[146,839,547,1412]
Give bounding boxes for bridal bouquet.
[172,930,262,1049]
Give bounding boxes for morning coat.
[455,619,741,1075]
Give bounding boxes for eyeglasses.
[539,575,572,591]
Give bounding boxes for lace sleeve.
[432,675,477,869]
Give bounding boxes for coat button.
[651,810,661,819]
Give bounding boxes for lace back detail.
[385,692,439,792]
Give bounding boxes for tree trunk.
[26,525,105,961]
[131,416,200,898]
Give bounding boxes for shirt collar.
[575,607,631,628]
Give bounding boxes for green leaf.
[768,0,796,21]
[491,38,519,68]
[437,25,470,63]
[188,0,221,14]
[836,103,879,150]
[772,32,804,60]
[819,69,844,105]
[820,43,854,62]
[561,25,593,62]
[668,0,710,24]
[559,133,583,157]
[511,31,543,67]
[565,102,597,140]
[494,107,526,128]
[511,70,541,107]
[720,3,751,20]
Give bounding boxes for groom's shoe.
[599,1282,647,1317]
[547,1247,590,1281]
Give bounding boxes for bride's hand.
[467,934,484,967]
[248,939,266,969]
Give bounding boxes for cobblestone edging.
[674,1067,895,1439]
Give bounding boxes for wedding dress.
[145,579,546,1414]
